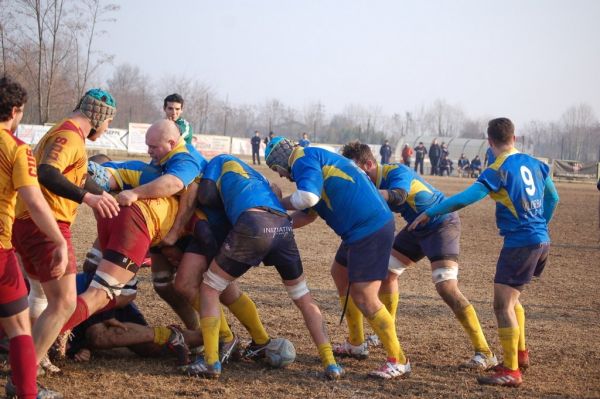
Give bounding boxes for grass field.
[2,164,599,399]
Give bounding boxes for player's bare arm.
[116,174,184,206]
[162,181,198,246]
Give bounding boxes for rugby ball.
[265,338,296,368]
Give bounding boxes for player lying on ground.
[266,137,409,380]
[340,141,496,370]
[410,117,559,387]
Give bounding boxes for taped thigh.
[90,270,126,299]
[432,267,458,284]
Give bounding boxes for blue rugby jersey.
[155,141,206,187]
[375,163,449,229]
[104,160,162,190]
[477,148,550,247]
[201,154,285,224]
[290,147,393,243]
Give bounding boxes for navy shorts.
[334,219,395,282]
[216,210,303,281]
[495,242,549,287]
[184,220,221,260]
[393,212,461,263]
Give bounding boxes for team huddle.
[0,77,559,398]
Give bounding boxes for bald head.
[146,119,182,163]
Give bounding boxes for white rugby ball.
[265,338,296,368]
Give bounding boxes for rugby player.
[340,141,496,370]
[163,93,193,145]
[266,138,410,379]
[12,89,120,375]
[410,117,559,387]
[185,154,343,380]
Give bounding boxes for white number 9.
[520,166,536,196]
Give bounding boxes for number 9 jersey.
[477,148,551,248]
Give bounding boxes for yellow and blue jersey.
[477,149,550,247]
[155,141,206,187]
[290,147,392,243]
[104,160,162,190]
[375,163,447,228]
[201,154,285,224]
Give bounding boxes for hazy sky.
[97,0,600,126]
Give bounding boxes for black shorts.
[184,220,221,261]
[393,212,461,263]
[495,243,549,287]
[215,210,303,281]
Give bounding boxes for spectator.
[264,131,274,146]
[380,140,393,164]
[164,93,193,145]
[484,147,496,167]
[251,130,262,165]
[299,132,311,148]
[439,155,453,176]
[457,153,470,177]
[414,142,427,175]
[470,155,482,177]
[429,139,442,175]
[401,144,413,167]
[441,142,449,159]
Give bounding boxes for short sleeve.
[38,130,84,172]
[164,153,202,186]
[477,167,503,192]
[291,156,323,198]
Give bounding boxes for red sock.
[9,335,37,399]
[60,296,89,333]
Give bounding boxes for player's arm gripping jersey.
[104,160,162,190]
[201,154,285,224]
[0,130,40,249]
[159,142,206,190]
[290,147,392,243]
[15,119,87,224]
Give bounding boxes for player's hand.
[161,230,179,247]
[116,190,138,207]
[408,213,430,231]
[83,192,120,218]
[270,182,283,200]
[49,239,69,279]
[74,348,91,362]
[103,318,128,332]
[161,245,183,266]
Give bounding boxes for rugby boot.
[219,333,240,364]
[183,358,221,379]
[166,325,191,366]
[518,349,530,371]
[477,365,522,387]
[48,330,71,361]
[242,339,271,361]
[369,358,412,379]
[38,354,61,375]
[5,379,63,399]
[324,364,344,380]
[462,352,499,370]
[332,340,369,360]
[365,333,381,348]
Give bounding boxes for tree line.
[1,0,598,162]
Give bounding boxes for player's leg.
[331,257,366,350]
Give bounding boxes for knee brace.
[90,271,125,299]
[27,279,48,319]
[285,280,310,300]
[388,256,408,276]
[152,270,174,288]
[120,277,139,297]
[202,269,230,293]
[432,267,458,284]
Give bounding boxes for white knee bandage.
[85,247,102,267]
[432,267,458,284]
[285,280,310,300]
[90,270,125,299]
[27,279,48,319]
[203,269,230,292]
[152,271,174,288]
[388,256,408,276]
[120,277,139,297]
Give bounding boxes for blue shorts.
[393,212,461,263]
[334,219,395,282]
[216,210,303,281]
[495,243,549,287]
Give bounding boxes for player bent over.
[266,137,410,379]
[341,141,496,370]
[0,76,65,399]
[410,117,559,387]
[186,154,343,379]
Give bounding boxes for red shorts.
[0,249,29,317]
[97,205,151,268]
[12,219,77,283]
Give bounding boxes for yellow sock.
[456,304,492,357]
[153,326,172,346]
[514,303,526,351]
[340,296,364,346]
[219,306,234,342]
[317,343,336,367]
[378,292,399,323]
[498,327,519,370]
[200,316,221,365]
[366,307,406,364]
[227,293,269,345]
